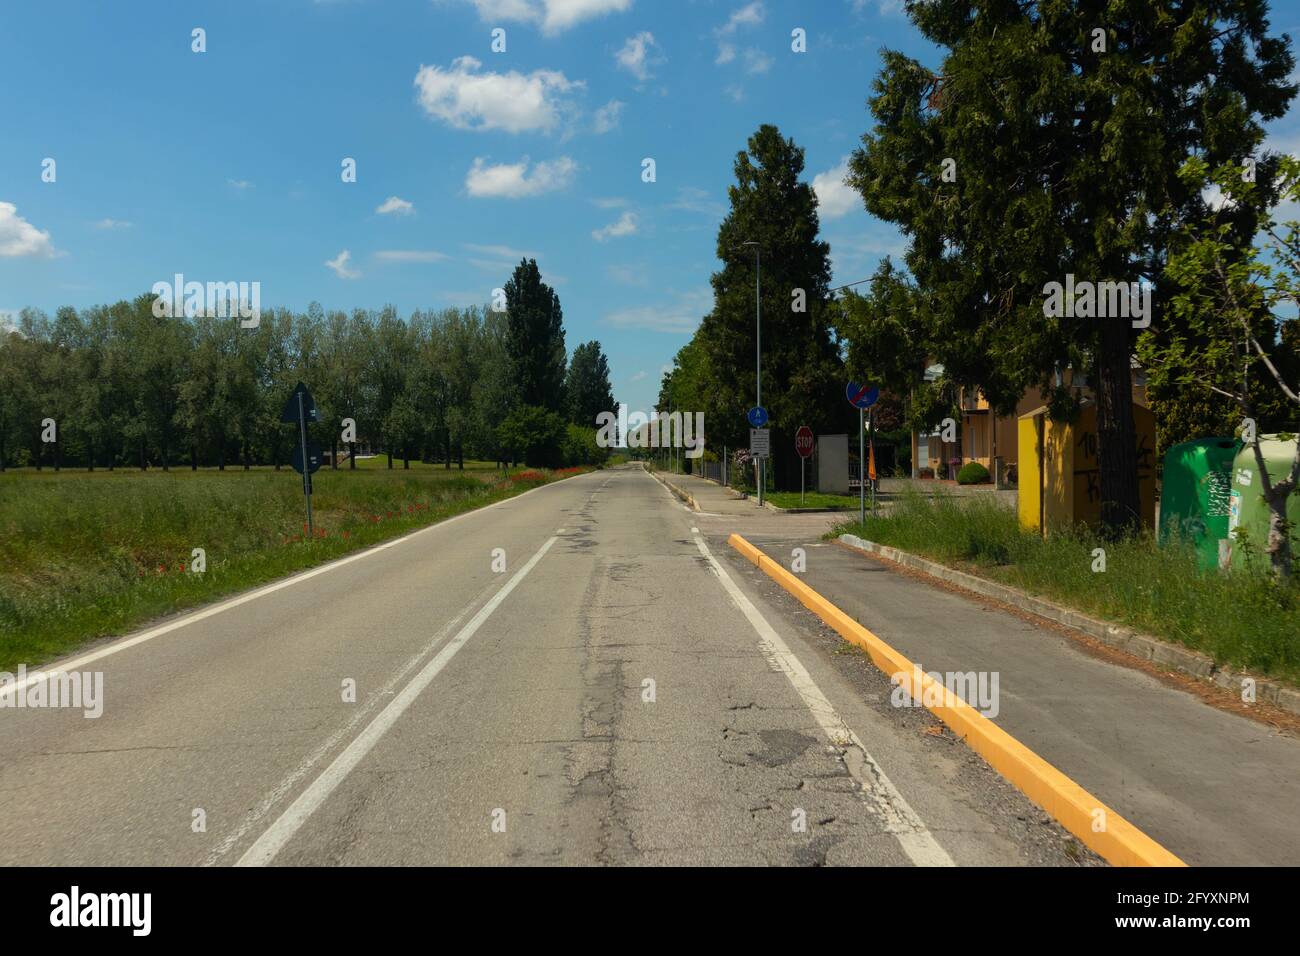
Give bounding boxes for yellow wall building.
[911,366,1148,485]
[1017,401,1157,533]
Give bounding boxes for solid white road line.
[0,473,586,702]
[235,534,558,866]
[691,531,956,867]
[202,577,499,866]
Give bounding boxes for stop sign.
[795,425,814,458]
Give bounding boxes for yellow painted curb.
[728,533,1186,868]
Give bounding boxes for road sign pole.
[298,391,313,537]
[801,457,804,507]
[755,248,762,508]
[859,407,865,526]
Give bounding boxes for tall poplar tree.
[504,259,567,413]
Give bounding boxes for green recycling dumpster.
[1228,435,1300,569]
[1159,438,1240,570]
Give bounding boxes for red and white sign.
[794,425,814,459]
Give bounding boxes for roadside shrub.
[562,423,608,467]
[957,461,990,485]
[496,405,567,468]
[730,448,755,492]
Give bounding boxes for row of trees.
[0,259,616,471]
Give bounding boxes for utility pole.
[742,241,762,506]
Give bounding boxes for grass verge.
[766,491,866,510]
[835,490,1300,685]
[0,463,590,671]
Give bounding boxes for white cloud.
[459,0,632,36]
[414,56,581,134]
[719,45,767,72]
[1203,183,1235,212]
[465,156,577,198]
[464,0,538,20]
[94,218,132,230]
[743,48,772,74]
[724,83,745,102]
[542,0,631,32]
[592,196,628,209]
[325,249,361,279]
[592,211,638,242]
[851,0,903,15]
[436,289,493,306]
[718,1,764,35]
[666,186,725,218]
[462,241,539,270]
[812,157,857,219]
[227,178,253,190]
[714,4,766,77]
[629,369,648,381]
[593,98,625,134]
[376,196,414,216]
[0,202,56,258]
[616,31,662,81]
[464,242,537,259]
[607,262,648,285]
[374,249,448,262]
[827,226,908,284]
[604,288,711,333]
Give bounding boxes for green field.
[836,490,1300,685]
[0,462,587,671]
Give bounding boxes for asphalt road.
[0,465,1093,866]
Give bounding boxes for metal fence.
[847,461,882,491]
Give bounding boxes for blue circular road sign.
[747,406,769,428]
[846,382,879,409]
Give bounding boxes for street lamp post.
[742,241,762,506]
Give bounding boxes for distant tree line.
[0,259,616,471]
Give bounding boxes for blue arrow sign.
[747,406,769,428]
[846,382,879,409]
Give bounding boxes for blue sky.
[2,0,1298,414]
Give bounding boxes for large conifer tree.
[848,0,1295,532]
[696,124,844,485]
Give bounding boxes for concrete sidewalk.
[719,531,1300,866]
[649,468,853,540]
[648,468,754,516]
